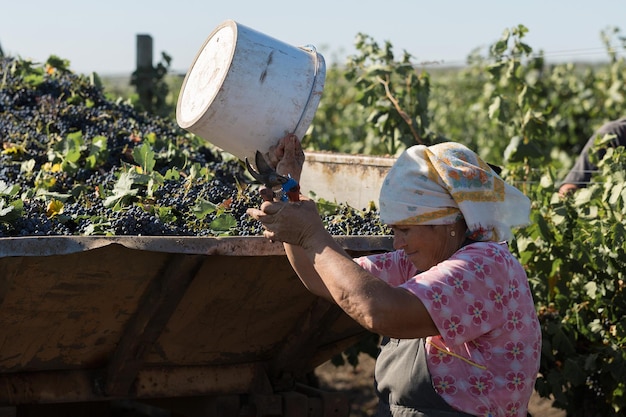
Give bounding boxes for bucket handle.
[291,45,324,137]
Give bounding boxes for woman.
[247,135,541,417]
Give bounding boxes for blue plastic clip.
[279,177,299,201]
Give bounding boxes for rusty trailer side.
[0,235,392,416]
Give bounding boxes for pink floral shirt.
[355,241,541,417]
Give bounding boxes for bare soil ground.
[314,353,566,417]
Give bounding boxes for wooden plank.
[134,363,270,398]
[105,254,204,396]
[0,369,106,404]
[0,364,266,405]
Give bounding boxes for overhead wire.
[417,44,626,68]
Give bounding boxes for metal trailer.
[0,235,392,417]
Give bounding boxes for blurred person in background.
[558,117,626,196]
[248,135,541,417]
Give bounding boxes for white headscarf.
[379,142,531,242]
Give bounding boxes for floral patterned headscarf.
[379,142,531,242]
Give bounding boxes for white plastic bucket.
[176,19,326,163]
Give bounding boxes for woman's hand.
[246,197,327,249]
[266,134,305,182]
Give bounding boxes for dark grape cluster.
[322,205,390,236]
[0,56,389,237]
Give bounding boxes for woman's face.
[390,223,465,271]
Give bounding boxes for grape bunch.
[0,56,390,238]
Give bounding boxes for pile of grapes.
[0,56,390,237]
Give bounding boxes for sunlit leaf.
[46,199,64,217]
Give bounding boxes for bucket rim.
[175,19,239,128]
[292,45,326,140]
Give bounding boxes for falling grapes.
[0,56,390,238]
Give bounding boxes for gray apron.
[374,337,476,417]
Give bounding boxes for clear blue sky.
[2,0,625,75]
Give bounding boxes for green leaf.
[0,180,20,197]
[488,95,501,119]
[154,206,177,223]
[0,199,23,222]
[50,132,83,172]
[20,159,36,175]
[85,155,97,170]
[23,73,44,87]
[584,281,598,299]
[103,171,141,208]
[133,143,156,174]
[192,198,217,220]
[0,200,16,219]
[164,168,180,180]
[90,135,108,155]
[504,136,544,163]
[531,211,552,241]
[210,213,236,232]
[46,55,71,72]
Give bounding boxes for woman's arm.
[248,200,438,339]
[284,243,333,300]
